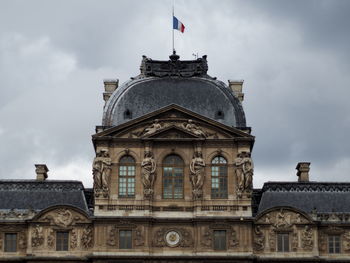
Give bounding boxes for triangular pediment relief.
[93,104,253,140]
[145,125,202,139]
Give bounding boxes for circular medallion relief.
[165,230,181,247]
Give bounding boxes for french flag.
[173,16,185,33]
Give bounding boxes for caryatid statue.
[234,151,254,196]
[92,149,111,197]
[190,151,206,199]
[141,150,156,198]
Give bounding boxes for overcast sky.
[0,0,349,188]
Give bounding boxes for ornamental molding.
[263,183,350,192]
[153,227,193,248]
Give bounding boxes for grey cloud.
[0,0,349,187]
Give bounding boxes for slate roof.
[102,54,246,128]
[0,180,89,213]
[257,182,350,215]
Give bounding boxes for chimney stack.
[228,80,244,103]
[296,162,310,182]
[103,79,118,105]
[35,164,49,181]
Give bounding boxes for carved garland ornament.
[81,225,94,249]
[31,225,44,248]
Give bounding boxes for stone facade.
[1,54,350,262]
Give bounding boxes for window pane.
[56,231,69,251]
[163,155,184,199]
[214,230,226,250]
[277,233,289,252]
[329,235,341,253]
[211,156,228,199]
[119,159,136,197]
[119,230,132,249]
[5,233,17,252]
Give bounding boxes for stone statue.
[190,151,205,199]
[93,149,111,197]
[183,119,206,137]
[143,119,162,136]
[141,150,156,198]
[234,152,254,196]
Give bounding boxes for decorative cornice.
[262,182,350,193]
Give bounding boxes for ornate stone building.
[1,53,350,262]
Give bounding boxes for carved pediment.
[35,207,90,227]
[93,105,253,141]
[256,208,313,226]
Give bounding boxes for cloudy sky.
[0,0,349,188]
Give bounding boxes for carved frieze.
[229,228,239,248]
[343,232,350,252]
[47,228,55,248]
[70,229,78,249]
[40,208,88,227]
[31,225,44,247]
[107,225,117,246]
[134,227,145,247]
[0,209,36,220]
[201,227,212,248]
[253,226,265,251]
[301,226,314,251]
[153,228,193,248]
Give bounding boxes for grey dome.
[102,55,246,128]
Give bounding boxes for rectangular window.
[328,235,341,253]
[213,230,226,250]
[56,231,69,251]
[4,233,17,252]
[119,230,132,249]
[277,233,290,252]
[119,164,135,197]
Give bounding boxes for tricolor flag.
[173,16,185,33]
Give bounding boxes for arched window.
[163,155,184,199]
[119,155,136,197]
[211,156,228,199]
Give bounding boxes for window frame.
[118,155,136,198]
[56,231,69,251]
[4,233,17,253]
[162,154,184,199]
[277,232,290,252]
[211,156,228,199]
[119,229,132,249]
[213,229,227,251]
[328,234,341,254]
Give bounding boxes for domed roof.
[102,54,246,128]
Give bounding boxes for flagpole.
[172,1,175,53]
